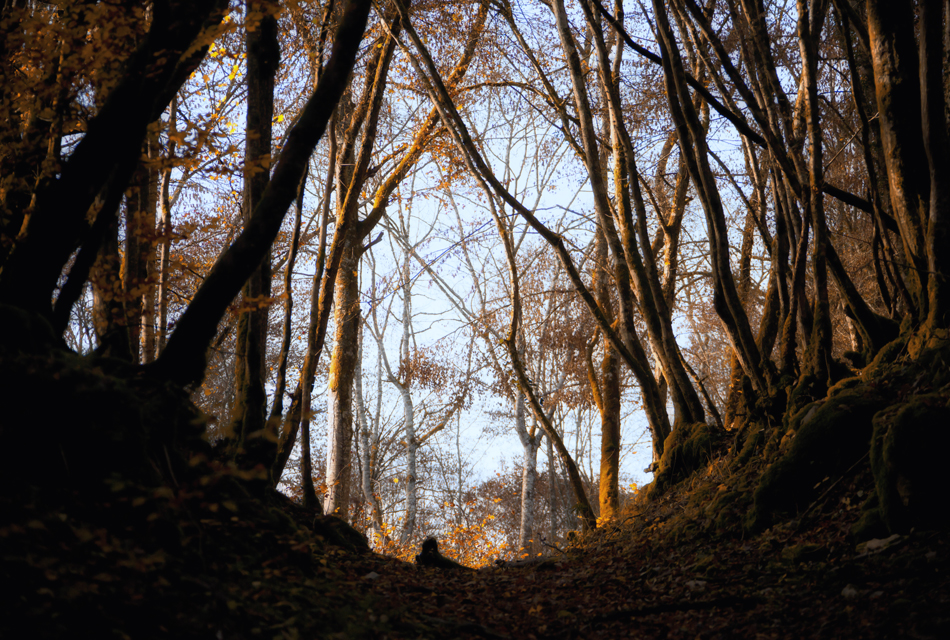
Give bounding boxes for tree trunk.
[653,0,766,393]
[156,96,177,356]
[122,146,152,363]
[90,215,132,360]
[798,0,833,387]
[268,169,306,420]
[141,128,160,363]
[867,0,931,319]
[547,436,559,542]
[355,331,385,540]
[919,0,950,329]
[513,392,541,551]
[581,0,706,427]
[549,0,675,450]
[396,253,419,543]
[589,229,621,520]
[324,9,401,517]
[228,0,279,467]
[0,0,228,316]
[325,237,360,518]
[271,119,336,496]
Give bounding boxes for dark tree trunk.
[867,0,930,318]
[228,0,279,468]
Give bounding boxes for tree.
[227,0,280,467]
[5,0,949,554]
[323,3,402,519]
[386,0,950,530]
[0,0,375,490]
[362,197,472,543]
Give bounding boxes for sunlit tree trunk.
[582,0,706,428]
[325,237,360,517]
[156,96,177,356]
[272,117,334,507]
[268,168,306,422]
[797,0,833,385]
[653,0,766,393]
[497,210,597,530]
[391,249,420,543]
[122,148,151,363]
[270,1,340,492]
[513,392,542,551]
[355,330,385,540]
[589,229,621,519]
[327,2,489,522]
[652,131,692,309]
[324,11,400,518]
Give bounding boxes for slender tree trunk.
[723,207,758,427]
[546,436,558,541]
[141,128,160,363]
[798,0,834,387]
[91,215,132,360]
[549,0,674,450]
[325,238,360,518]
[513,392,541,551]
[355,331,385,540]
[269,168,306,420]
[156,96,177,356]
[581,0,705,427]
[271,114,337,491]
[919,0,950,328]
[323,6,401,518]
[400,389,419,542]
[498,224,597,530]
[122,148,151,363]
[396,254,419,543]
[653,0,766,393]
[229,0,279,466]
[300,414,318,509]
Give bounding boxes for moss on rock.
[750,388,890,529]
[731,417,764,469]
[784,373,825,424]
[647,421,721,497]
[871,391,950,533]
[862,334,907,379]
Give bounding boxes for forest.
[1,0,948,636]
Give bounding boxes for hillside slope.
[2,324,949,638]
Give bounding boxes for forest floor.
[3,445,948,640]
